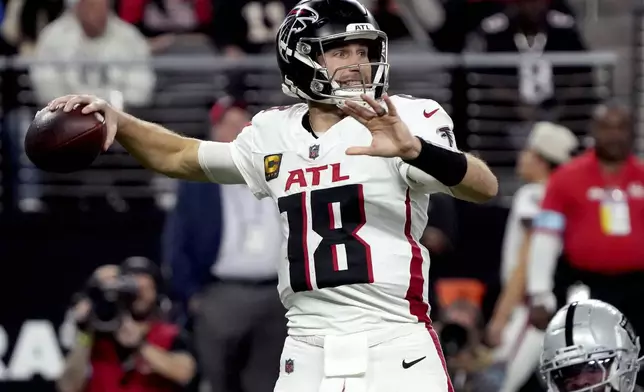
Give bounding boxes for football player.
[487,122,578,392]
[45,0,498,390]
[540,299,641,392]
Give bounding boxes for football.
[24,105,107,173]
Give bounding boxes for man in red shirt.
[526,101,644,347]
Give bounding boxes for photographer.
[57,258,197,392]
[438,299,504,392]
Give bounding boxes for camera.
[85,274,139,332]
[439,322,470,357]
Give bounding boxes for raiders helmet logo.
[278,5,319,63]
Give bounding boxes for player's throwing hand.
[342,94,421,160]
[47,94,119,151]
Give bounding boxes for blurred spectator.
[30,0,155,107]
[475,0,586,106]
[475,0,584,105]
[429,0,575,53]
[0,0,19,96]
[431,0,505,53]
[437,299,504,392]
[57,260,197,392]
[163,97,286,392]
[20,0,65,49]
[115,0,213,54]
[486,122,578,392]
[427,0,582,151]
[526,103,644,374]
[0,1,17,54]
[2,0,65,54]
[476,0,583,52]
[0,1,46,212]
[210,0,299,55]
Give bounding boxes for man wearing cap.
[527,102,644,382]
[485,121,578,392]
[163,97,286,392]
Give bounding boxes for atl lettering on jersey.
[228,95,458,335]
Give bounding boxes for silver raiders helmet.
[540,299,641,392]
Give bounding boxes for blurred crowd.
[1,1,638,392]
[0,0,588,103]
[0,0,600,212]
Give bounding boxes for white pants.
[273,323,453,392]
[494,305,545,392]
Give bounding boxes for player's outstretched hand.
[47,94,119,151]
[341,94,421,160]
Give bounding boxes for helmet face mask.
[308,33,389,105]
[543,350,639,392]
[277,0,390,107]
[546,354,615,392]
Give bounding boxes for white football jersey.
[500,183,545,285]
[226,95,458,336]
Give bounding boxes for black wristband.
[403,137,467,187]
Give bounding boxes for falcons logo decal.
[437,127,455,148]
[278,5,319,63]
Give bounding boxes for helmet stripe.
[565,301,578,346]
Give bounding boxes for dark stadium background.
[0,0,640,391]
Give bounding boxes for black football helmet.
[276,0,389,106]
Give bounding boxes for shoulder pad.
[390,95,456,149]
[390,94,430,104]
[546,10,575,29]
[390,94,444,116]
[251,103,307,129]
[481,13,509,34]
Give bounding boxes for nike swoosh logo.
[402,356,426,369]
[423,108,439,118]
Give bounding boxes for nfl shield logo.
[284,359,295,374]
[309,144,320,159]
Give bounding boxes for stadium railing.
[0,51,618,213]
